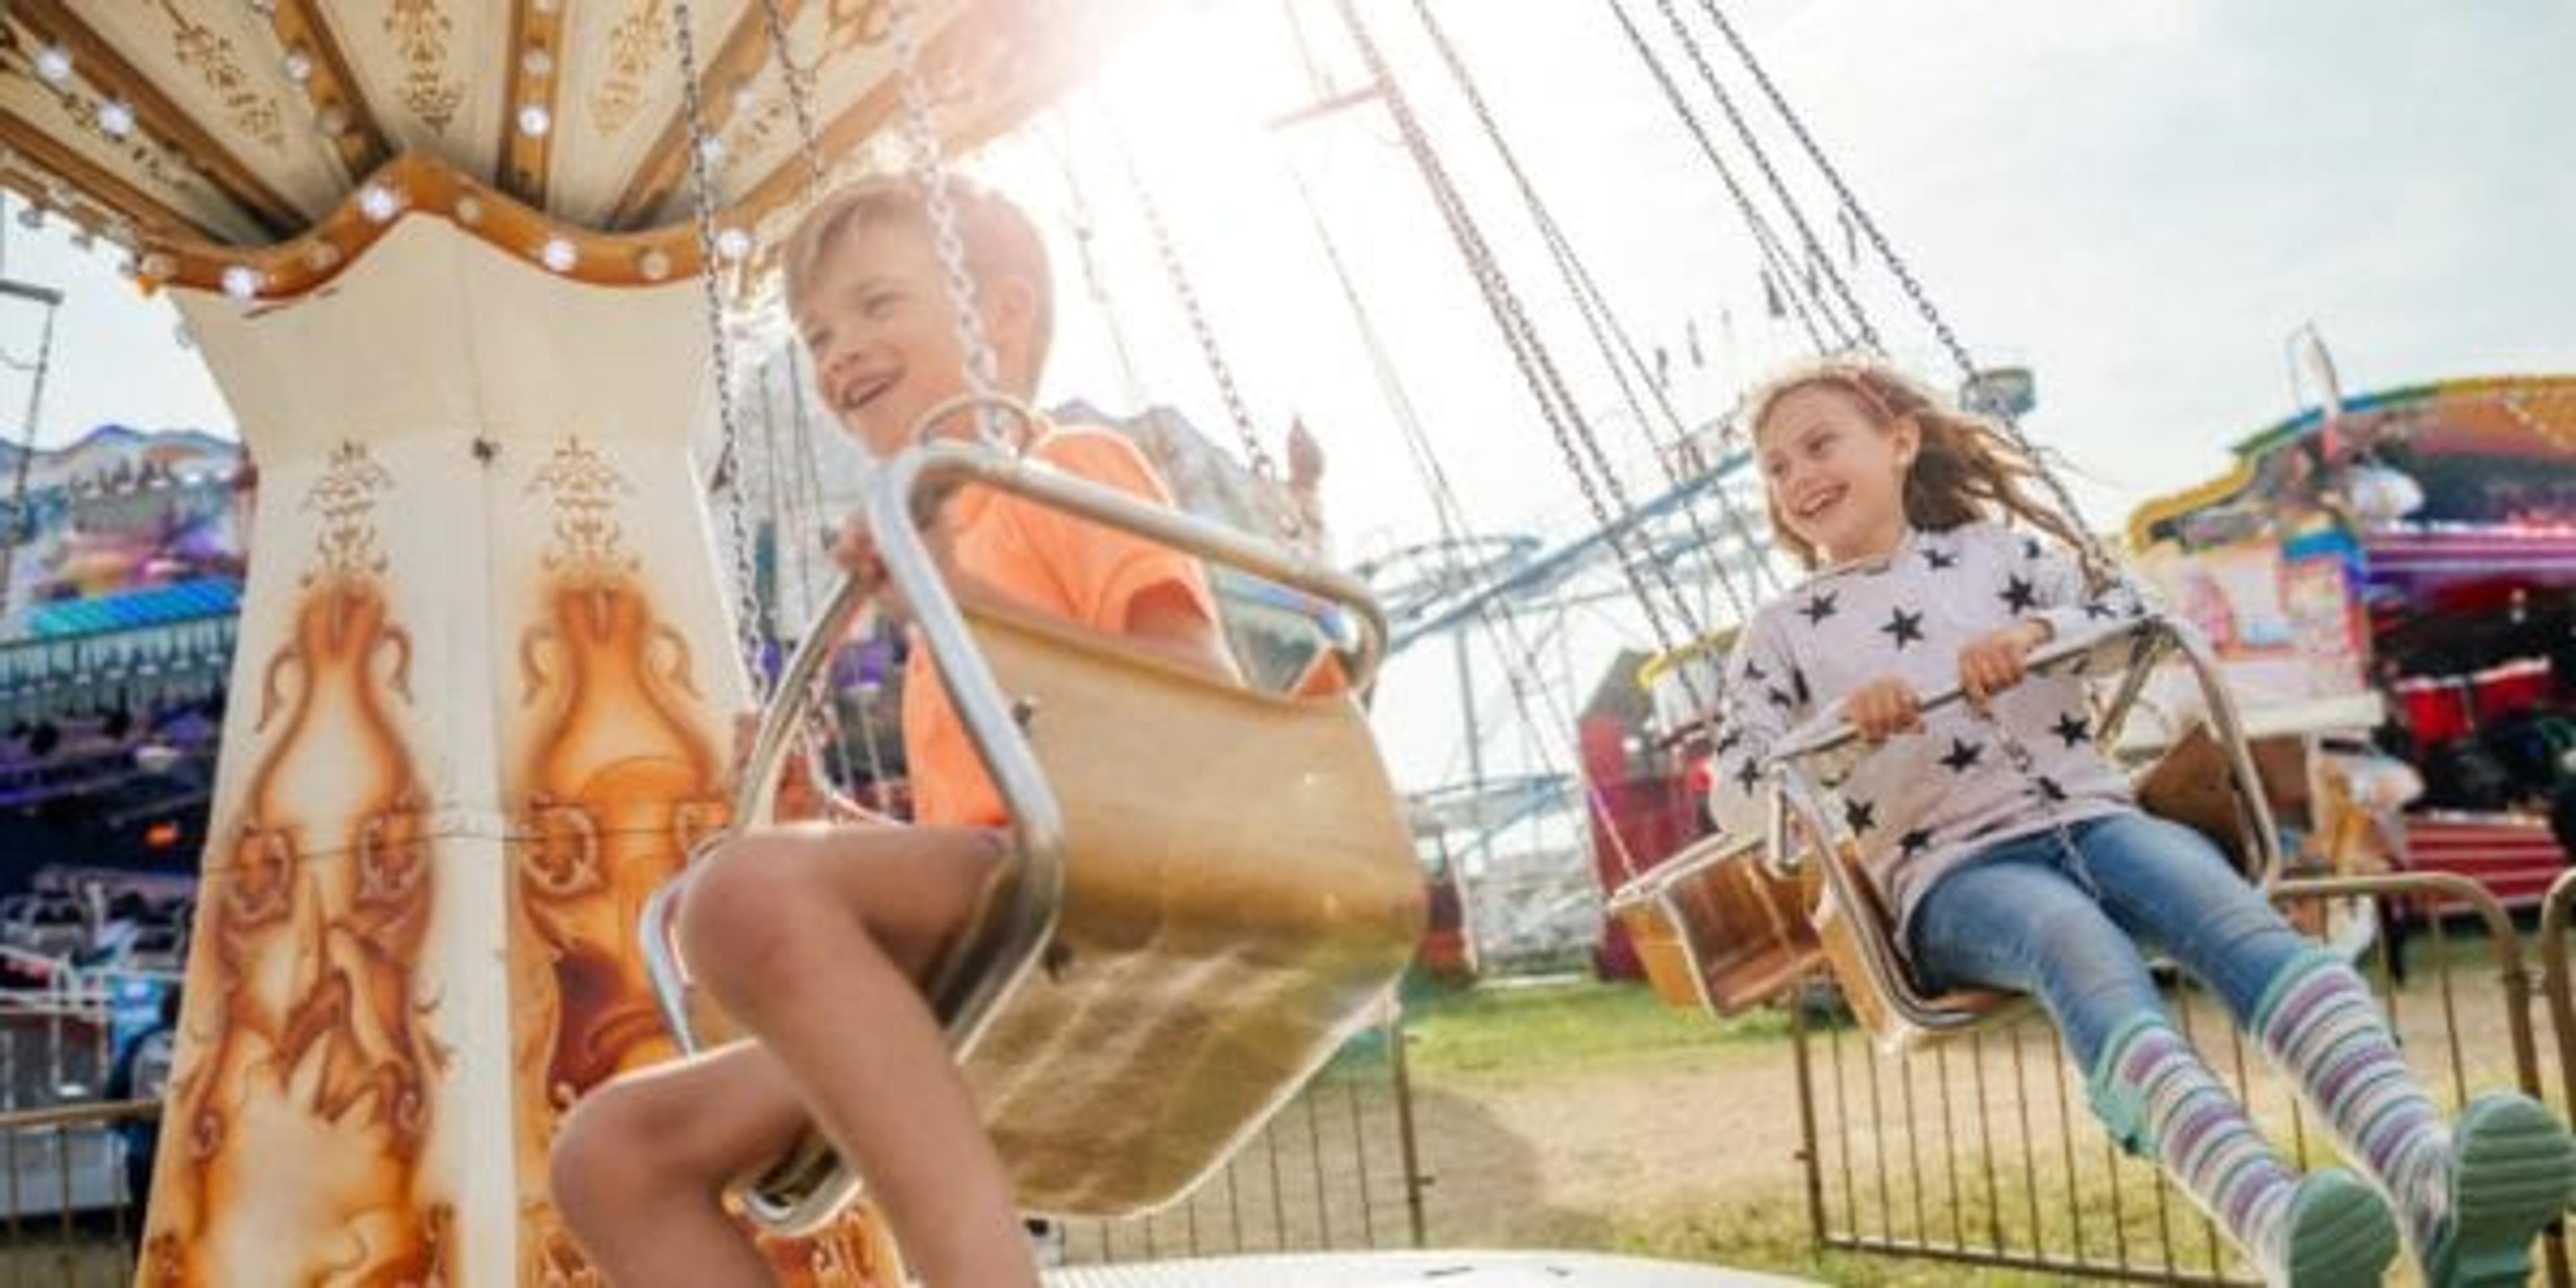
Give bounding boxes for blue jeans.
[1906,811,2309,1074]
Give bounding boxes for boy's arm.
[1122,580,1244,683]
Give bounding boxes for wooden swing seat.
[932,596,1425,1215]
[1607,832,1819,1015]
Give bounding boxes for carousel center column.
[141,198,892,1285]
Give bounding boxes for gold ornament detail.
[161,1,286,153]
[304,440,396,583]
[386,0,466,135]
[590,0,672,139]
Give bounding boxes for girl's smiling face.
[1756,383,1920,565]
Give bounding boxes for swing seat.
[1764,612,2284,1053]
[1606,831,1820,1015]
[643,439,1424,1232]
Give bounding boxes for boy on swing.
[549,175,1236,1287]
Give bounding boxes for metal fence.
[0,1098,146,1288]
[1795,871,2566,1285]
[0,1015,1431,1283]
[1055,1017,1430,1264]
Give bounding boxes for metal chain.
[1603,0,1835,356]
[1693,0,2126,584]
[749,0,861,790]
[669,0,772,695]
[888,0,1006,443]
[754,0,827,197]
[1647,0,1877,352]
[1413,0,1766,627]
[1040,111,1151,411]
[1095,93,1297,533]
[1288,152,1622,874]
[1335,0,1701,704]
[758,357,863,797]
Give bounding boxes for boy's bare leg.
[551,1040,810,1286]
[680,822,1030,1288]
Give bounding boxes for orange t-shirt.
[900,425,1220,826]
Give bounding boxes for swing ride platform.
[1049,1251,1814,1286]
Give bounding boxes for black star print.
[2084,600,2117,621]
[2022,537,2043,560]
[1923,547,1960,572]
[1882,606,1927,650]
[1766,686,1795,712]
[1734,756,1764,796]
[1939,738,1984,773]
[1790,665,1812,706]
[1743,658,1767,684]
[2033,775,2068,802]
[2051,712,2092,748]
[2000,574,2041,614]
[1844,797,1877,836]
[1898,828,1935,859]
[1799,590,1840,626]
[1713,727,1746,756]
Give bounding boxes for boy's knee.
[676,839,807,1004]
[551,1082,658,1231]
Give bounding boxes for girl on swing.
[1708,357,2576,1288]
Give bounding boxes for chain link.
[668,0,772,697]
[1647,0,1876,352]
[1413,0,1768,627]
[1603,0,1834,356]
[1690,0,2126,586]
[1095,95,1296,535]
[755,0,827,197]
[1336,0,1702,708]
[888,0,1007,445]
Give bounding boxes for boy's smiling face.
[794,216,1001,459]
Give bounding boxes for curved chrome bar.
[1768,614,2167,774]
[639,435,1395,1232]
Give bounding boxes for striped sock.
[2255,950,2453,1252]
[2092,1018,2300,1265]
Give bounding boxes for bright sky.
[2,0,2567,800]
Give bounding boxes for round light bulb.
[33,46,71,85]
[221,264,264,301]
[516,103,551,138]
[357,182,402,223]
[282,48,313,83]
[539,237,577,273]
[97,100,136,140]
[714,227,751,262]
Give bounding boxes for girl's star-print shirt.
[1705,521,2143,947]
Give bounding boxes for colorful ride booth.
[2128,374,2576,957]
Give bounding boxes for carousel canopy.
[0,0,1144,297]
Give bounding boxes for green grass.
[1401,978,1794,1081]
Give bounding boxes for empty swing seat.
[936,597,1425,1212]
[1606,831,1820,1015]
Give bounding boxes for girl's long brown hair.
[1745,357,2104,588]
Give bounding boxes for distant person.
[104,986,180,1250]
[1707,356,2576,1287]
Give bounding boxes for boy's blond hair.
[778,174,1055,382]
